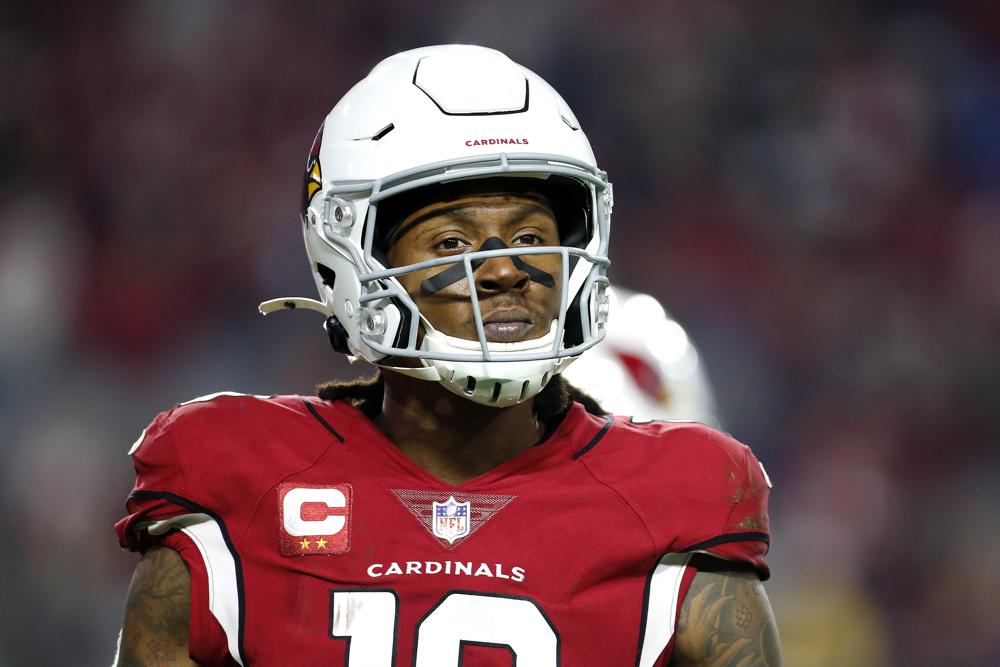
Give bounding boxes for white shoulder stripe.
[143,513,213,536]
[145,513,244,666]
[179,391,271,405]
[636,552,691,667]
[127,427,148,456]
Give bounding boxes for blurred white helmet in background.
[561,287,721,426]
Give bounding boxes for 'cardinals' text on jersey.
[116,394,771,666]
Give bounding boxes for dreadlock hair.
[317,370,607,425]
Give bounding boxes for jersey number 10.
[331,589,558,666]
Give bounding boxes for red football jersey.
[116,393,771,666]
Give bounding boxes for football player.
[116,45,780,666]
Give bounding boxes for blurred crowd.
[1,1,998,665]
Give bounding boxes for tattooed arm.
[672,566,782,667]
[116,546,198,667]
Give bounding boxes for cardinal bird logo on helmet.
[302,121,325,218]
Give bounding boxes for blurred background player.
[562,286,721,426]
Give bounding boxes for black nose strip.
[420,236,556,295]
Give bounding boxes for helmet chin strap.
[419,237,556,295]
[380,363,441,381]
[258,297,331,316]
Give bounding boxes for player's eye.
[435,237,470,252]
[513,232,544,246]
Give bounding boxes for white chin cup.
[417,322,576,407]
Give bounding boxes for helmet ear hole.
[317,264,351,354]
[316,263,337,289]
[563,302,584,347]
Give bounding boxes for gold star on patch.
[299,539,311,550]
[316,537,328,549]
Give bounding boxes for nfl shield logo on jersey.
[391,489,515,549]
[432,496,470,544]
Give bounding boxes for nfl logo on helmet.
[432,496,471,544]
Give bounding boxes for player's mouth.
[481,310,534,342]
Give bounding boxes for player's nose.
[475,255,530,294]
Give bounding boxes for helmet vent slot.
[519,380,530,402]
[464,376,477,394]
[372,123,395,141]
[316,263,337,289]
[490,381,502,403]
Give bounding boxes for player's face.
[386,192,563,343]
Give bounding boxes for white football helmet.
[261,45,612,407]
[561,287,721,426]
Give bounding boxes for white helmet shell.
[261,45,612,407]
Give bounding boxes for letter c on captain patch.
[277,483,352,556]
